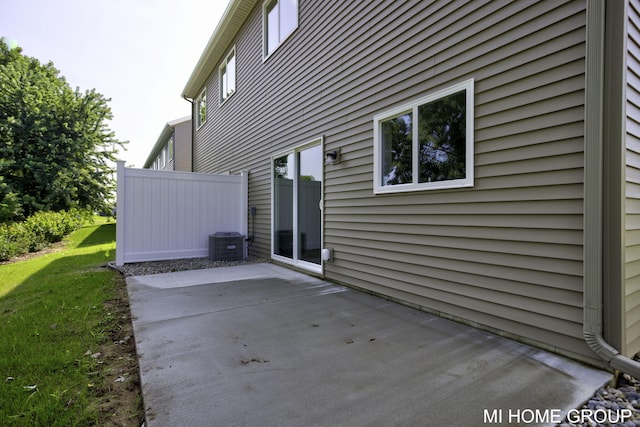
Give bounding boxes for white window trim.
[262,0,298,61]
[196,88,207,130]
[373,78,474,194]
[219,46,236,104]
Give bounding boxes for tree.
[0,38,125,221]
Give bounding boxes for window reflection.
[381,112,412,186]
[298,145,321,264]
[274,153,293,258]
[418,90,466,183]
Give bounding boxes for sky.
[1,0,229,168]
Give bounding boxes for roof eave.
[143,122,178,168]
[182,0,258,100]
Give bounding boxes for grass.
[0,217,125,426]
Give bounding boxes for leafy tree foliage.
[0,38,125,222]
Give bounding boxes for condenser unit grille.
[209,232,244,261]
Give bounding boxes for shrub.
[24,213,49,252]
[0,222,32,261]
[0,210,84,261]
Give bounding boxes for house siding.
[174,120,193,172]
[143,118,192,172]
[626,0,640,356]
[193,0,593,360]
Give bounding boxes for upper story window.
[196,89,207,129]
[167,137,174,162]
[220,47,236,103]
[373,79,474,194]
[263,0,298,58]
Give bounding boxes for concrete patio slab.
[127,263,612,427]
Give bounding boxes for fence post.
[115,160,125,266]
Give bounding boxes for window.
[263,0,298,58]
[373,79,474,193]
[220,47,236,103]
[196,89,207,129]
[167,138,174,162]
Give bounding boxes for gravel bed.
[108,256,267,277]
[559,370,640,427]
[108,257,640,426]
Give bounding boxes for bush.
[0,210,83,261]
[0,222,32,261]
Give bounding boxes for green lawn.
[0,218,130,425]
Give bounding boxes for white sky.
[0,0,229,168]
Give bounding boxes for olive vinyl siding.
[192,0,592,360]
[174,120,192,172]
[626,0,640,356]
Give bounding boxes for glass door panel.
[298,145,322,264]
[273,153,294,258]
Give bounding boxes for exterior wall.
[626,0,640,356]
[145,135,174,171]
[144,118,192,171]
[192,0,593,360]
[174,120,193,172]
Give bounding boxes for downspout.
[182,95,195,172]
[584,0,640,378]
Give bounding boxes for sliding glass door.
[273,142,322,270]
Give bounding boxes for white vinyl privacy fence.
[115,161,248,266]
